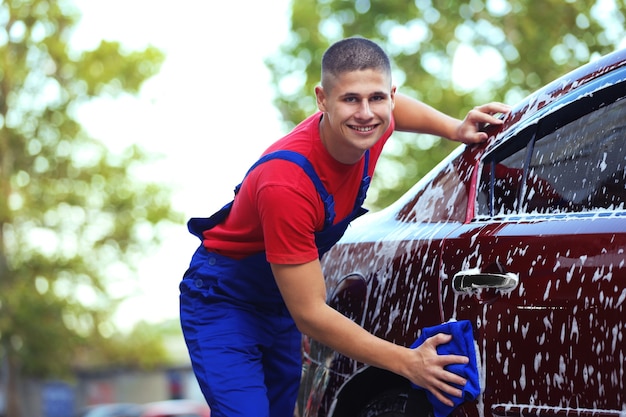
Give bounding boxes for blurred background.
[0,0,624,415]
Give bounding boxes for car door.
[440,68,626,416]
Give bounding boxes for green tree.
[74,320,182,370]
[267,0,626,209]
[0,1,180,415]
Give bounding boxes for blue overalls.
[179,150,370,417]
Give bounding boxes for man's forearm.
[392,93,462,140]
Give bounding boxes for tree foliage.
[267,0,626,208]
[74,320,182,371]
[0,0,180,414]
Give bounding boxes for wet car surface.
[297,47,626,417]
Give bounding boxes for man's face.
[315,69,395,164]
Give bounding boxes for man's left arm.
[392,93,511,144]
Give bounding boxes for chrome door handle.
[452,270,519,293]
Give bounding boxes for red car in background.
[140,400,210,417]
[298,47,626,417]
[77,400,210,417]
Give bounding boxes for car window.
[477,85,626,217]
[476,131,531,216]
[396,149,471,223]
[525,100,626,213]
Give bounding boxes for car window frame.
[475,67,626,221]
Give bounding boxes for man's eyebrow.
[340,91,390,97]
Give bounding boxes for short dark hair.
[321,37,391,88]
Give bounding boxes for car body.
[297,47,626,417]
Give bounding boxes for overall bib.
[179,150,370,417]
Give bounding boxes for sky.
[70,0,292,330]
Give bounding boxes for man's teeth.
[351,125,375,132]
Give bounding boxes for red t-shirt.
[202,112,394,264]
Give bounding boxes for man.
[180,37,510,417]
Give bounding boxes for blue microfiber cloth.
[410,320,480,417]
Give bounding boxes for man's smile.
[349,124,378,132]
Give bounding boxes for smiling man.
[179,37,509,417]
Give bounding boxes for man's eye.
[371,95,385,102]
[345,97,358,103]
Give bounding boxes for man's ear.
[315,85,326,112]
[390,85,397,111]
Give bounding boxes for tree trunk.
[5,349,21,417]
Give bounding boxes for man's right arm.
[272,259,469,406]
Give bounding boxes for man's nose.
[356,99,373,118]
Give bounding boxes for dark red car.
[297,47,626,417]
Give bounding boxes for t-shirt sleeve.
[256,182,322,265]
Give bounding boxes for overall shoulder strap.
[238,150,336,227]
[355,150,371,211]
